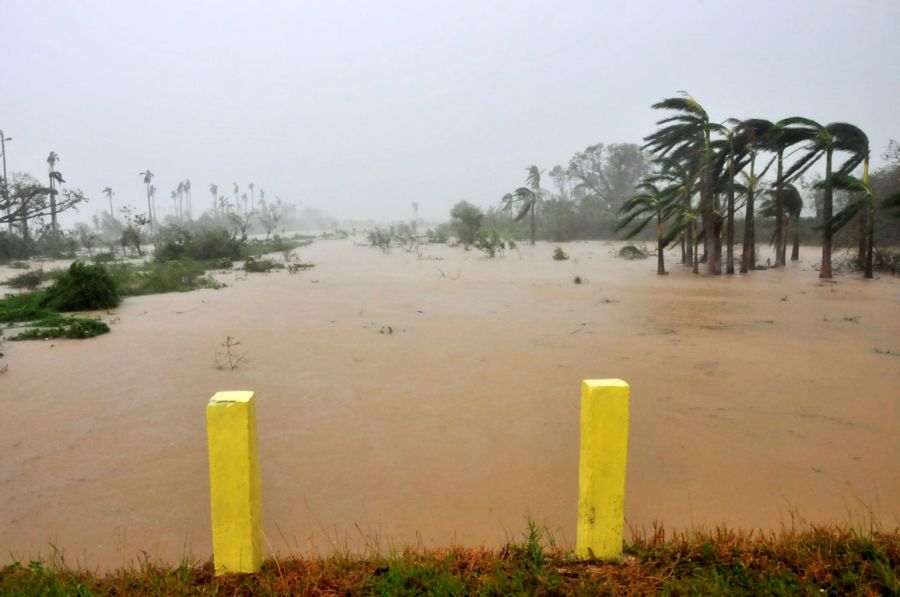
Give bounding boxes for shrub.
[91,251,117,263]
[553,247,569,261]
[617,244,649,260]
[154,227,241,263]
[244,257,284,273]
[111,260,215,296]
[5,269,45,290]
[41,262,120,312]
[474,229,506,257]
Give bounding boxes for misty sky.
[3,0,898,226]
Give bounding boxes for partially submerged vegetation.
[1,524,895,595]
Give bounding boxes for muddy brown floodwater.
[1,240,898,570]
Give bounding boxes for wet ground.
[1,239,898,569]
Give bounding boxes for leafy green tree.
[449,200,483,245]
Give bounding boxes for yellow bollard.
[576,379,629,560]
[206,391,263,575]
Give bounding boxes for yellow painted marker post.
[576,379,629,560]
[206,391,262,575]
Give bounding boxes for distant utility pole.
[0,129,11,233]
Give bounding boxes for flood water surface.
[1,240,898,569]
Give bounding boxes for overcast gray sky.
[3,0,898,225]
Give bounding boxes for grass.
[1,524,896,595]
[240,236,312,259]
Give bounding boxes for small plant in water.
[553,247,569,261]
[214,336,247,370]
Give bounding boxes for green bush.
[91,251,117,263]
[244,257,284,273]
[474,229,506,257]
[4,269,45,290]
[553,247,569,261]
[13,316,109,340]
[154,227,241,263]
[41,262,120,312]
[110,260,216,296]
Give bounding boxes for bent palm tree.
[502,165,542,245]
[47,151,63,237]
[183,179,192,220]
[643,92,720,274]
[103,187,115,216]
[617,181,680,275]
[782,119,868,278]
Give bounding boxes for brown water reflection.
[1,240,897,569]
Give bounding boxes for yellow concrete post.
[576,379,629,560]
[206,391,263,575]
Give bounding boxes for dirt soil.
[1,240,897,569]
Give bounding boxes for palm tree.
[616,180,681,275]
[176,181,185,220]
[654,158,699,270]
[248,182,255,207]
[183,179,192,220]
[760,184,803,263]
[242,193,249,216]
[102,187,115,217]
[643,92,720,274]
[501,165,542,245]
[209,183,218,213]
[233,183,239,215]
[148,185,157,224]
[734,119,775,273]
[781,119,868,278]
[47,151,64,237]
[139,170,155,233]
[170,190,178,219]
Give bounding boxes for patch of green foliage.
[108,260,223,296]
[0,525,896,595]
[154,227,242,263]
[553,246,569,261]
[0,262,119,341]
[12,316,109,340]
[241,235,312,259]
[244,257,284,273]
[4,268,45,290]
[474,229,507,257]
[91,251,117,263]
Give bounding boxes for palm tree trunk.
[791,216,800,261]
[702,161,719,275]
[856,211,866,268]
[775,150,785,267]
[863,159,873,279]
[692,235,699,274]
[529,204,535,246]
[741,157,756,273]
[726,157,735,274]
[656,212,665,275]
[820,149,834,279]
[146,184,154,234]
[680,235,686,264]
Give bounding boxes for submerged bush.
[617,244,649,260]
[41,262,120,312]
[474,229,507,257]
[154,226,241,263]
[4,268,45,290]
[244,257,284,273]
[553,247,569,261]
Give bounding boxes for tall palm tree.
[47,151,63,237]
[183,179,192,220]
[242,192,249,216]
[616,180,681,275]
[654,158,699,269]
[139,170,155,233]
[781,119,868,278]
[734,119,775,273]
[233,183,240,215]
[248,182,255,207]
[209,183,218,213]
[148,185,157,224]
[176,181,185,220]
[102,187,115,216]
[643,92,720,274]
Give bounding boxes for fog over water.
[2,0,898,225]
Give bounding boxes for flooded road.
[1,240,898,569]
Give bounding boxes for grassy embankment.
[2,524,896,595]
